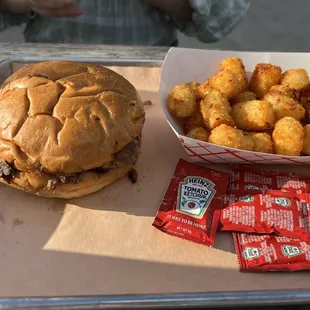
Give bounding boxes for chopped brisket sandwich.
[0,61,145,198]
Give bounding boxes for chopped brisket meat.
[47,174,79,190]
[0,160,14,182]
[113,136,140,167]
[1,136,141,190]
[47,177,58,190]
[128,169,138,184]
[95,167,110,173]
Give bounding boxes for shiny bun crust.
[0,61,144,198]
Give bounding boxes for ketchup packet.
[234,233,310,272]
[219,190,310,241]
[152,159,229,246]
[296,193,310,233]
[228,165,310,195]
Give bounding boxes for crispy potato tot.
[231,100,275,131]
[249,63,282,99]
[299,84,310,119]
[186,127,210,142]
[272,117,304,156]
[281,69,309,91]
[302,125,310,155]
[209,124,254,151]
[186,81,200,99]
[198,81,213,99]
[249,132,273,153]
[264,90,305,121]
[221,57,248,92]
[230,91,256,105]
[300,84,310,101]
[200,89,235,130]
[184,109,205,133]
[167,84,197,118]
[269,85,297,99]
[207,69,242,99]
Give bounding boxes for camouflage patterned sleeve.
[161,0,251,43]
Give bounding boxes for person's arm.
[145,0,193,19]
[1,0,83,17]
[154,0,251,44]
[0,0,30,33]
[0,0,31,13]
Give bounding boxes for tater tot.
[264,90,305,121]
[209,124,254,151]
[184,109,205,133]
[221,57,248,92]
[198,81,213,99]
[231,100,275,131]
[299,84,310,119]
[269,85,297,99]
[186,127,210,142]
[302,125,310,155]
[207,69,242,99]
[167,84,197,118]
[281,69,309,91]
[249,132,274,153]
[230,91,256,105]
[186,81,200,99]
[249,63,282,99]
[272,117,304,156]
[200,89,235,130]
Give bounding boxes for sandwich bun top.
[0,60,145,175]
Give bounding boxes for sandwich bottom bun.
[0,165,133,199]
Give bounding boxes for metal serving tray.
[0,56,310,310]
[0,56,162,85]
[1,290,310,310]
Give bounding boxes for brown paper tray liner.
[1,64,310,298]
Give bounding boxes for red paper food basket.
[159,48,310,165]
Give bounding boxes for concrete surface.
[1,0,310,52]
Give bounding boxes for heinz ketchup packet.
[234,233,310,272]
[228,166,310,194]
[219,190,310,241]
[296,193,310,233]
[152,159,229,246]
